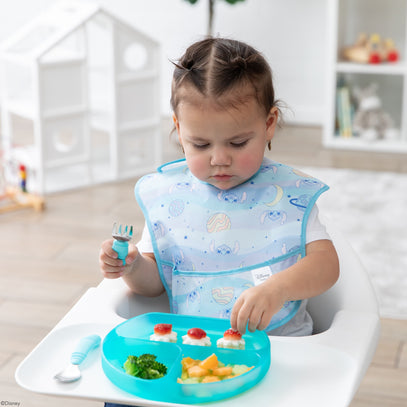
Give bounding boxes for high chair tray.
[15,278,378,406]
[102,312,270,403]
[15,321,357,407]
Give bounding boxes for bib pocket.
[171,256,301,331]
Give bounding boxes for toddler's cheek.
[186,158,208,180]
[237,155,261,175]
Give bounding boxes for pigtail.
[171,39,213,99]
[230,55,247,70]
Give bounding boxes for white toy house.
[1,1,161,194]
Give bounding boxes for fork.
[112,222,133,265]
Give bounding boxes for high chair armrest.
[312,309,380,395]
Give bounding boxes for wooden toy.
[0,184,45,214]
[342,33,399,64]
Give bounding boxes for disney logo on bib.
[251,266,272,286]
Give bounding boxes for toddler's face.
[174,91,277,190]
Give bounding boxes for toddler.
[99,37,339,340]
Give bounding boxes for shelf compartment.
[337,0,407,63]
[336,72,404,129]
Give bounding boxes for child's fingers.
[247,307,263,332]
[230,296,243,332]
[99,240,140,280]
[99,239,125,278]
[100,240,137,265]
[99,259,125,279]
[99,244,122,268]
[101,238,118,259]
[257,309,273,331]
[231,287,275,333]
[231,297,253,334]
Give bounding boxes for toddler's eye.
[231,140,248,148]
[193,143,210,149]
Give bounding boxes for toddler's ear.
[172,114,180,133]
[266,107,279,147]
[266,107,279,130]
[172,114,184,151]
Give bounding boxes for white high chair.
[15,223,380,407]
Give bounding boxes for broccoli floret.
[123,355,140,377]
[123,353,167,379]
[136,353,157,367]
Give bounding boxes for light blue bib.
[135,158,328,331]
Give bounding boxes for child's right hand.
[99,239,139,279]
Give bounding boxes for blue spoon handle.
[112,240,129,265]
[70,334,101,365]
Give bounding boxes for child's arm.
[230,239,339,333]
[99,239,164,297]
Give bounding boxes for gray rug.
[300,166,407,319]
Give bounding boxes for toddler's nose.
[211,148,232,166]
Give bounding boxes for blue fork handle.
[112,240,129,265]
[70,334,101,365]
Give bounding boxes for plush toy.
[352,83,399,141]
[342,33,399,64]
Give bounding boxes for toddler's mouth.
[213,175,232,181]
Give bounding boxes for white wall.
[0,0,327,125]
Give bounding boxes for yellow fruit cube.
[202,375,221,383]
[198,353,218,371]
[212,366,233,376]
[187,365,209,377]
[182,356,199,370]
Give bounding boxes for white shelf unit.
[324,0,407,153]
[0,2,162,194]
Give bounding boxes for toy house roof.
[0,1,159,61]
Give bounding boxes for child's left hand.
[230,278,285,333]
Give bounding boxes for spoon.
[54,334,101,383]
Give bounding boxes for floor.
[0,123,406,406]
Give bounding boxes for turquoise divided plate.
[101,312,270,403]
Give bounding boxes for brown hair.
[171,37,280,117]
